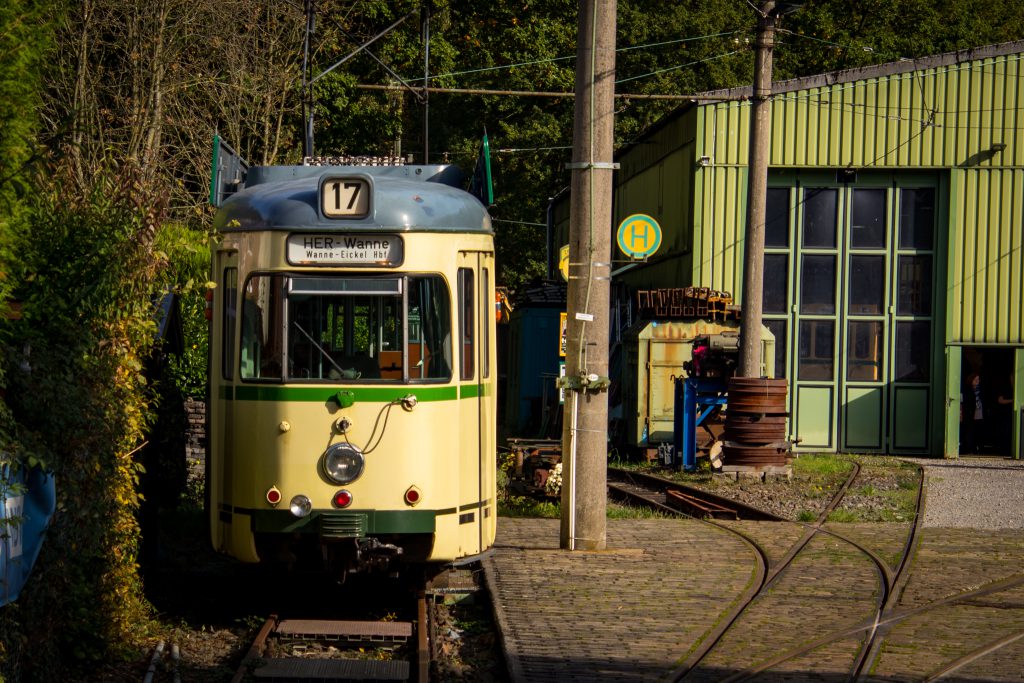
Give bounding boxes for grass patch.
[498,497,560,518]
[607,502,672,519]
[792,453,856,477]
[825,509,859,523]
[499,497,672,519]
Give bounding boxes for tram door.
[455,251,496,555]
[209,247,238,552]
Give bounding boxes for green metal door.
[841,187,890,451]
[944,347,962,458]
[887,187,937,452]
[793,187,841,450]
[777,178,938,453]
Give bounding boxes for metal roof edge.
[699,39,1024,100]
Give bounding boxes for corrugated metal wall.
[692,49,1024,347]
[949,168,1024,343]
[702,52,1024,169]
[692,153,747,294]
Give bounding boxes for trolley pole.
[560,0,616,551]
[739,0,776,377]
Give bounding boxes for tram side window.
[409,276,452,380]
[482,268,490,379]
[458,268,475,380]
[240,274,284,380]
[222,268,237,380]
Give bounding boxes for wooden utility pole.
[739,0,776,377]
[560,0,616,551]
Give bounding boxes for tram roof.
[212,164,492,235]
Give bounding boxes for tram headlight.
[322,442,365,484]
[289,494,312,518]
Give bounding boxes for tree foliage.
[1,161,167,678]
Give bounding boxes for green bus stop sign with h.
[617,214,662,259]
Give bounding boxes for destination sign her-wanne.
[287,234,404,266]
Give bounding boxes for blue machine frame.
[673,377,728,472]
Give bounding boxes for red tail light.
[266,487,282,506]
[404,486,421,506]
[333,490,353,508]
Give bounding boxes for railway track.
[220,569,479,683]
[608,464,1024,681]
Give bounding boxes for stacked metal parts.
[635,287,739,321]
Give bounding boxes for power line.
[414,29,743,83]
[776,28,879,56]
[491,218,547,227]
[356,83,743,101]
[494,146,572,153]
[616,49,746,85]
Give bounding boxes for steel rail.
[607,467,787,521]
[851,464,927,679]
[708,572,1024,680]
[230,615,278,683]
[674,461,866,682]
[606,478,771,676]
[921,629,1024,681]
[416,591,430,683]
[612,461,1024,682]
[700,465,1024,682]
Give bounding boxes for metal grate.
[276,619,411,644]
[254,657,409,680]
[319,512,367,539]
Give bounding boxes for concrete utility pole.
[739,0,776,377]
[560,0,616,551]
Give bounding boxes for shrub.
[0,160,166,679]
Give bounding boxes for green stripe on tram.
[221,384,478,402]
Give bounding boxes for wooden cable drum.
[723,377,790,467]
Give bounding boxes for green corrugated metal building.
[554,40,1024,458]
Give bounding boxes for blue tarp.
[1,465,56,606]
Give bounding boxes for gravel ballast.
[902,456,1024,529]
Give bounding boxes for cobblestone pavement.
[483,517,1024,682]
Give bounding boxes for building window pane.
[850,188,886,249]
[765,188,790,247]
[222,267,237,380]
[763,253,788,314]
[897,255,932,316]
[799,320,834,380]
[765,319,787,379]
[899,188,935,250]
[896,321,930,382]
[458,268,475,380]
[848,255,885,315]
[801,254,836,314]
[802,187,838,248]
[847,321,883,381]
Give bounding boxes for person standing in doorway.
[966,373,986,453]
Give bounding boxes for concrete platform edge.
[481,557,527,683]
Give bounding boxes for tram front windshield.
[239,274,452,382]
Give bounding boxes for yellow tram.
[207,160,497,573]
